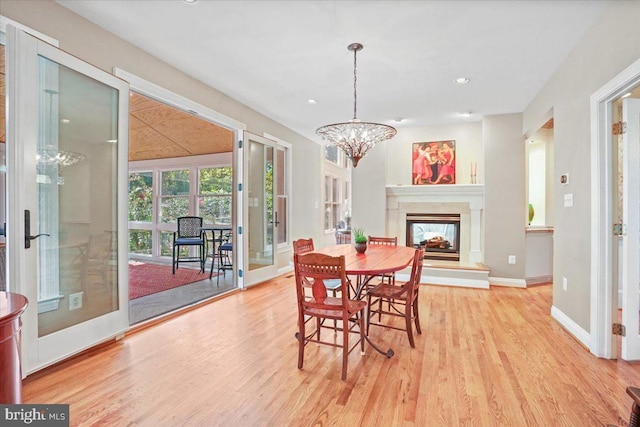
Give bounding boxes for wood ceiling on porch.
[128,92,233,161]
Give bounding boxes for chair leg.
[405,303,415,348]
[359,312,365,354]
[333,290,338,334]
[200,245,204,273]
[365,294,372,335]
[172,244,177,274]
[413,297,422,334]
[298,318,305,370]
[342,317,349,381]
[209,256,216,280]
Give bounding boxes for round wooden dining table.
[312,243,418,358]
[314,243,417,297]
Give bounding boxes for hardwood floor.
[23,277,640,426]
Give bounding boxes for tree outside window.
[198,166,233,224]
[128,171,153,254]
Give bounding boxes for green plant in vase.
[352,227,367,254]
[528,203,535,225]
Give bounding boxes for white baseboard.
[396,270,490,289]
[422,275,490,289]
[551,305,591,348]
[525,275,553,286]
[278,265,293,275]
[489,277,527,288]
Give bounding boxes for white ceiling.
[56,0,609,143]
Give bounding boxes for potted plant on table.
[352,228,367,254]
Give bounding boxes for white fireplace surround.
[386,185,484,263]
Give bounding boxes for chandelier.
[316,43,396,167]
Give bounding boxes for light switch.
[564,193,573,207]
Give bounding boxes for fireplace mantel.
[386,184,484,209]
[386,184,484,263]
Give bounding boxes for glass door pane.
[248,140,274,270]
[36,55,120,336]
[245,132,278,284]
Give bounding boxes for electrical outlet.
[69,292,83,310]
[562,277,568,291]
[508,255,516,264]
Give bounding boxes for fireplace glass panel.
[406,214,460,261]
[411,223,458,251]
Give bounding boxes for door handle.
[25,210,50,249]
[274,211,280,227]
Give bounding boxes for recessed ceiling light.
[307,99,318,105]
[392,117,404,123]
[61,118,70,123]
[454,77,470,85]
[621,92,632,99]
[459,111,472,117]
[182,0,197,4]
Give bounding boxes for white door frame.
[243,132,279,286]
[113,69,247,289]
[590,57,640,358]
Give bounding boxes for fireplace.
[387,185,484,264]
[406,213,461,261]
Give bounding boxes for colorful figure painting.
[412,140,455,185]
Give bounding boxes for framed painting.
[412,140,455,185]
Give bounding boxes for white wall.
[352,142,387,237]
[523,1,640,331]
[483,114,526,279]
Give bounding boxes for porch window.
[198,166,232,224]
[159,169,190,223]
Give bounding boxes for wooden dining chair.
[292,238,314,255]
[366,248,424,348]
[368,236,399,286]
[293,238,344,335]
[293,252,367,380]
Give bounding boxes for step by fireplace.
[406,213,461,261]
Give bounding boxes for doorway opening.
[114,68,246,325]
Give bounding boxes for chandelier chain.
[353,47,358,120]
